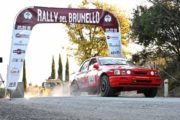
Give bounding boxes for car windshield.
[99,57,134,66]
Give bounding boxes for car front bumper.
[109,75,161,88]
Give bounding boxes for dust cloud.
[25,83,70,98]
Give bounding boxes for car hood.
[101,65,150,71]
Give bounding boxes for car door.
[76,60,90,89]
[87,58,99,88]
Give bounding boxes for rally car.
[70,56,161,97]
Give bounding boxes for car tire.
[144,88,158,98]
[100,75,115,97]
[70,81,80,96]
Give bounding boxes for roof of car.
[94,56,126,60]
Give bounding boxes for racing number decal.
[88,75,95,85]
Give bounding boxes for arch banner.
[7,6,122,90]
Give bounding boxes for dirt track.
[0,96,180,120]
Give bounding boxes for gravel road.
[0,96,180,120]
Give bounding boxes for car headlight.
[114,70,120,75]
[126,70,131,75]
[150,71,155,76]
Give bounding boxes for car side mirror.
[93,63,99,70]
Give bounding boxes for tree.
[50,56,56,79]
[65,57,69,82]
[131,0,180,67]
[58,54,63,80]
[22,60,27,92]
[131,0,180,90]
[66,0,130,64]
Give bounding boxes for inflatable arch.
[7,6,121,90]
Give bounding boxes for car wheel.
[100,75,115,97]
[144,88,158,98]
[70,81,80,96]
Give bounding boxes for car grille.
[134,71,147,76]
[135,80,151,83]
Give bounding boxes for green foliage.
[65,57,69,82]
[159,61,180,90]
[66,23,108,64]
[131,0,180,91]
[66,0,130,64]
[58,54,63,80]
[22,60,27,92]
[131,0,180,63]
[50,56,56,79]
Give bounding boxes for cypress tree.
[22,60,27,92]
[65,57,69,82]
[58,54,63,80]
[51,56,56,79]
